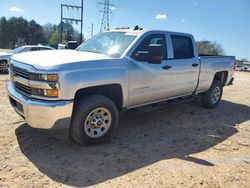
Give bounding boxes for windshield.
[8,46,24,54]
[77,32,137,57]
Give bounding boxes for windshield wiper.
[83,50,102,54]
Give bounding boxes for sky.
[0,0,250,60]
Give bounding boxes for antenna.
[98,0,115,32]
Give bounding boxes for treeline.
[0,16,225,56]
[0,16,83,49]
[196,41,225,56]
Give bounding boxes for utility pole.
[80,0,84,43]
[98,0,115,32]
[60,0,84,43]
[91,23,94,37]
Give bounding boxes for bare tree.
[196,40,225,56]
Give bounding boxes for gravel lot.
[0,72,250,188]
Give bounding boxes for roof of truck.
[22,45,55,49]
[107,28,192,37]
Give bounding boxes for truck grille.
[9,64,30,79]
[13,82,32,96]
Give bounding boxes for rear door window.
[171,35,194,59]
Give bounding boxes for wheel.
[0,60,9,74]
[70,95,119,145]
[201,80,223,109]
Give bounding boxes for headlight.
[29,73,59,97]
[30,73,58,82]
[31,88,59,97]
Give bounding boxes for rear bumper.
[7,81,73,129]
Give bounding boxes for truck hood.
[11,50,111,70]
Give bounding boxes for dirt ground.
[0,49,9,52]
[0,72,249,188]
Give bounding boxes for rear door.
[166,34,200,97]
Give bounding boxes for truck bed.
[196,55,235,92]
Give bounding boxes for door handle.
[162,65,172,70]
[192,63,199,67]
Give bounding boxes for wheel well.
[74,84,123,111]
[0,59,8,63]
[214,71,228,86]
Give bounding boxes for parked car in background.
[235,65,250,72]
[0,45,55,73]
[235,65,244,71]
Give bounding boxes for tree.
[28,20,46,45]
[240,58,248,62]
[196,40,225,55]
[49,32,65,45]
[73,29,85,44]
[42,23,57,43]
[0,17,9,48]
[5,17,29,48]
[0,16,84,48]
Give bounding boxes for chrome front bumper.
[7,81,73,129]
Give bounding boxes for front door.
[128,33,172,107]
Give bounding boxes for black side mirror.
[133,44,163,64]
[133,51,149,62]
[148,44,163,64]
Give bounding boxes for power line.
[98,0,115,32]
[60,0,84,43]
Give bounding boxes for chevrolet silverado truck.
[7,28,235,145]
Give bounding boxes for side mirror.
[133,51,149,62]
[148,44,163,64]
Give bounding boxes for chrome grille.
[13,82,32,96]
[9,64,30,79]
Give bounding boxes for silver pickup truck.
[7,28,235,145]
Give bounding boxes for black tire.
[70,95,119,146]
[201,80,223,109]
[0,60,9,74]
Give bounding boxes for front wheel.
[201,80,223,109]
[0,60,9,74]
[70,95,119,145]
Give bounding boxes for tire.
[69,95,119,145]
[0,60,9,74]
[201,80,223,109]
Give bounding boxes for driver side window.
[132,34,167,60]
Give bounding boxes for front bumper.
[7,81,73,129]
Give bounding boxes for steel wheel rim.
[211,86,221,104]
[84,107,112,138]
[0,62,8,72]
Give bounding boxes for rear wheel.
[201,80,223,109]
[70,95,119,145]
[0,60,9,74]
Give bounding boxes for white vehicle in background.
[0,45,55,73]
[235,65,244,71]
[235,65,250,72]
